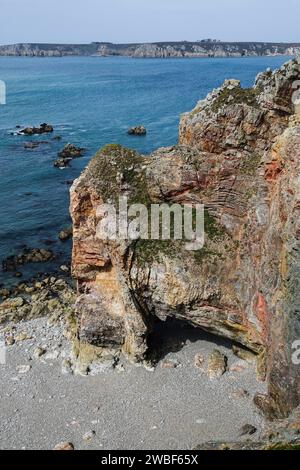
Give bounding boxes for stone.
[239,424,257,436]
[70,59,300,419]
[194,354,205,370]
[83,430,96,442]
[232,345,256,363]
[61,358,73,375]
[58,143,86,159]
[34,347,46,358]
[161,360,179,369]
[60,265,69,273]
[128,126,147,135]
[207,350,228,379]
[19,123,53,136]
[53,442,74,451]
[17,365,31,374]
[58,227,73,242]
[15,331,31,342]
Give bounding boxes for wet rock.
[58,143,86,159]
[54,157,71,169]
[53,442,74,451]
[60,265,69,273]
[58,227,73,242]
[2,248,55,272]
[128,126,147,135]
[207,350,227,379]
[19,123,53,136]
[52,135,62,141]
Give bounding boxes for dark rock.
[239,424,257,436]
[54,158,71,169]
[58,143,86,159]
[19,123,53,136]
[128,126,147,136]
[2,248,55,272]
[52,135,62,141]
[59,227,73,242]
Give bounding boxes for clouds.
[0,0,299,45]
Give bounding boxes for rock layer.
[71,59,300,418]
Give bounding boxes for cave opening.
[146,316,236,365]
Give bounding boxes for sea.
[0,55,292,285]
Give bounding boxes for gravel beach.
[0,317,267,450]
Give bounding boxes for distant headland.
[0,41,299,58]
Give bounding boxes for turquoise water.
[0,56,292,284]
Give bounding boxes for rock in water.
[70,59,300,419]
[19,123,53,135]
[127,126,147,135]
[207,350,227,379]
[58,143,86,159]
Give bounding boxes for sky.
[0,0,300,45]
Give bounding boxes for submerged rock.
[70,59,300,419]
[127,126,147,135]
[2,248,55,272]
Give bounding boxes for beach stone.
[161,360,179,369]
[34,347,46,358]
[239,424,257,436]
[207,350,227,379]
[53,442,74,451]
[61,358,73,375]
[17,365,31,374]
[83,430,96,442]
[15,331,31,342]
[194,353,205,370]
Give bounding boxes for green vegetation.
[211,86,261,113]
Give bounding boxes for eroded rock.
[70,59,300,418]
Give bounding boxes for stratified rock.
[127,126,147,135]
[19,123,53,135]
[70,59,300,418]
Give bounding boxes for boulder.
[127,126,147,136]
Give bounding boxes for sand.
[0,316,267,450]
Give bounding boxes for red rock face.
[71,59,300,418]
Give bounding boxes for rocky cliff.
[70,59,300,419]
[1,41,300,58]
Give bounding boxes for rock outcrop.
[1,41,300,58]
[70,59,300,419]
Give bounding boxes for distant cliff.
[0,41,300,58]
